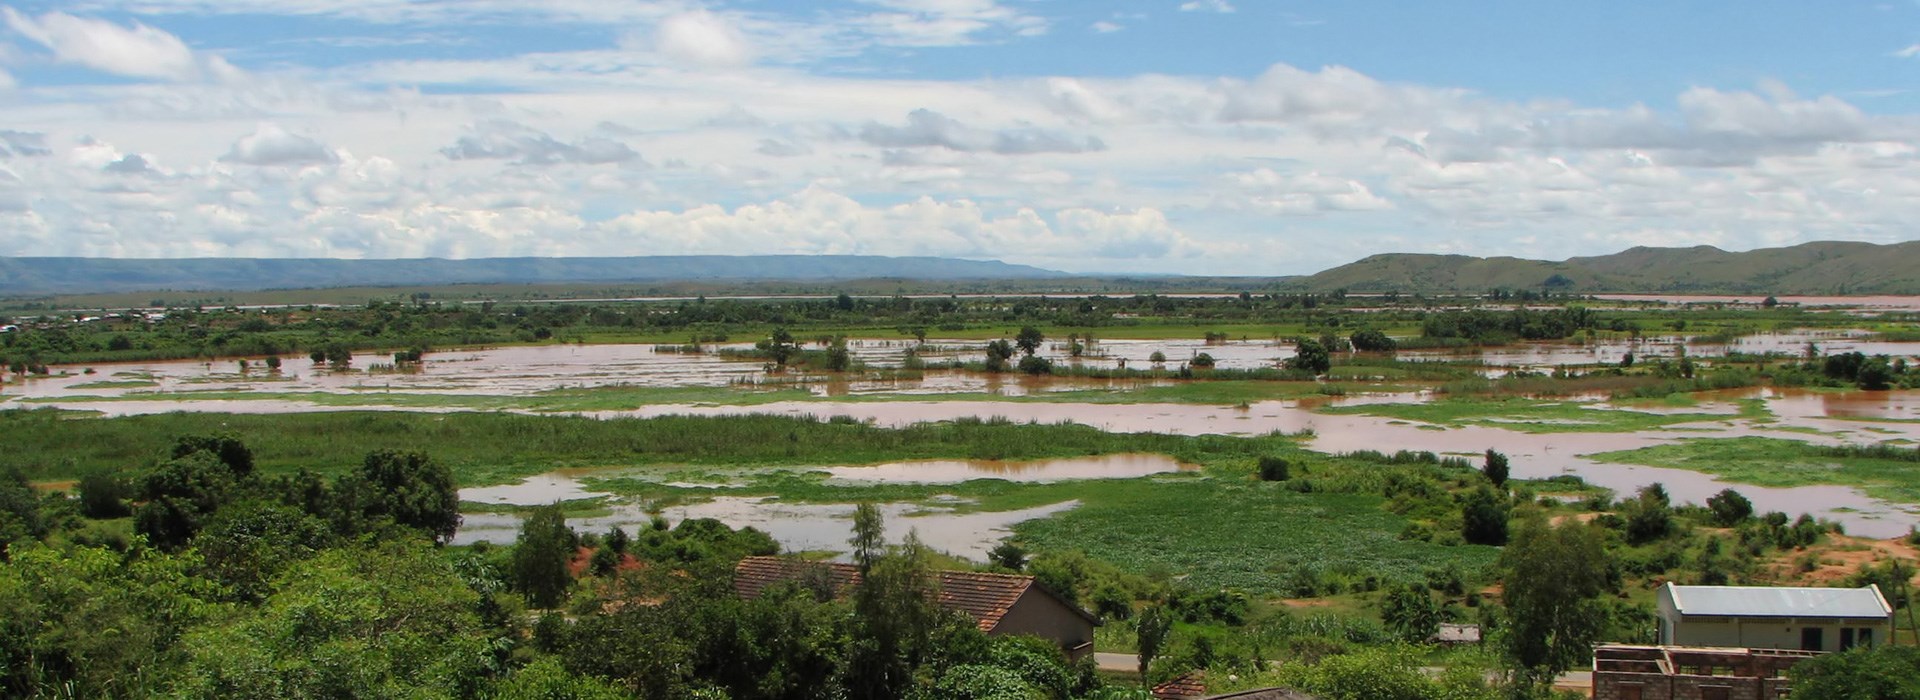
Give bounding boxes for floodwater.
[13,340,1920,538]
[1398,331,1920,373]
[449,454,1191,553]
[452,476,1081,560]
[822,454,1195,483]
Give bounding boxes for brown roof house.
[734,556,1100,661]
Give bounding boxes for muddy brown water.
[13,343,1920,538]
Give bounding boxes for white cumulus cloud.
[651,10,755,68]
[2,9,240,82]
[220,124,337,166]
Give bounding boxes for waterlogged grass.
[67,379,161,390]
[1586,436,1920,503]
[1317,397,1766,434]
[1014,480,1497,592]
[0,408,1268,486]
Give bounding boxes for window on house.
[1840,627,1856,650]
[1858,628,1874,647]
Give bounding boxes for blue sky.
[0,0,1916,274]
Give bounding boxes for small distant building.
[1655,583,1893,651]
[1431,623,1481,646]
[733,556,1100,661]
[1592,644,1818,700]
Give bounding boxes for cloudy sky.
[0,1,1917,274]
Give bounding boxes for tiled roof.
[733,556,1096,632]
[1151,671,1206,699]
[1665,583,1892,619]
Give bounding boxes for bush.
[1257,456,1290,482]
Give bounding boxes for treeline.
[0,433,1151,699]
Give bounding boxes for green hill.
[1285,241,1920,294]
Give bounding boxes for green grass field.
[1585,436,1920,503]
[1318,397,1769,434]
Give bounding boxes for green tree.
[1498,515,1610,690]
[1621,482,1673,545]
[988,541,1028,571]
[1349,328,1397,352]
[1380,583,1441,643]
[77,471,133,518]
[1015,326,1045,356]
[0,543,219,699]
[172,542,493,699]
[170,434,256,479]
[341,449,461,544]
[1705,488,1753,526]
[1790,644,1920,700]
[1189,352,1216,369]
[1017,354,1054,375]
[0,468,43,556]
[1134,606,1173,686]
[761,327,799,367]
[984,339,1016,373]
[1460,486,1510,546]
[135,452,242,551]
[825,336,853,372]
[194,501,332,603]
[1482,449,1510,488]
[492,657,630,700]
[1286,337,1331,375]
[513,504,576,609]
[844,516,946,700]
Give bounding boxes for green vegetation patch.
[0,408,1253,486]
[1014,479,1496,593]
[67,379,161,390]
[1586,436,1920,503]
[1318,397,1758,434]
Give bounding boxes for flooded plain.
[13,336,1920,540]
[447,456,1170,555]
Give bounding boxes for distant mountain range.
[4,241,1919,297]
[0,256,1065,296]
[1281,241,1920,295]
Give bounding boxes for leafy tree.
[1498,515,1610,690]
[984,339,1016,373]
[1348,328,1396,352]
[825,336,853,372]
[170,433,255,479]
[1381,583,1441,643]
[1705,488,1754,526]
[0,543,219,699]
[1286,337,1331,375]
[1015,326,1045,356]
[341,449,460,544]
[194,501,332,603]
[760,327,799,367]
[1620,482,1673,545]
[844,514,947,700]
[172,542,493,699]
[1790,644,1920,700]
[1460,486,1510,546]
[1134,605,1173,687]
[135,452,242,551]
[1189,352,1216,369]
[1017,354,1054,375]
[77,471,133,518]
[1148,350,1167,365]
[513,504,576,608]
[605,525,630,554]
[0,468,43,556]
[1859,356,1896,390]
[492,657,630,700]
[1482,449,1510,488]
[988,541,1028,571]
[1620,351,1635,368]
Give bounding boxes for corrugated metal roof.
[1666,584,1891,618]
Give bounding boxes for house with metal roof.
[1654,583,1893,651]
[733,556,1101,661]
